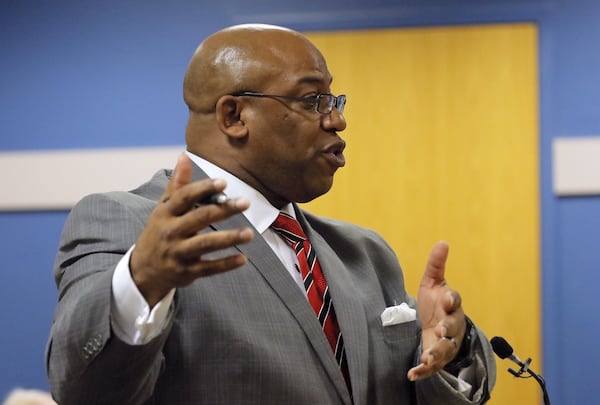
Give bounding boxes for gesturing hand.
[130,154,254,307]
[407,241,467,381]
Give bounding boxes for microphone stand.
[507,357,551,405]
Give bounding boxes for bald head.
[3,389,57,405]
[181,24,345,206]
[183,24,324,113]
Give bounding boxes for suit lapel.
[296,209,369,405]
[189,164,353,405]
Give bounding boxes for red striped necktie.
[272,212,350,389]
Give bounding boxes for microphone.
[490,336,551,405]
[490,336,530,371]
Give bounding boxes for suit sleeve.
[415,325,496,404]
[46,193,172,405]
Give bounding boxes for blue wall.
[1,1,598,404]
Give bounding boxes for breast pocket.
[381,319,421,368]
[382,319,419,343]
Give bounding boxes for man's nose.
[321,108,347,132]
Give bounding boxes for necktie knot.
[272,212,307,246]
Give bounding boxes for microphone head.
[491,336,514,359]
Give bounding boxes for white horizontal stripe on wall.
[0,146,184,211]
[3,137,595,211]
[553,136,600,196]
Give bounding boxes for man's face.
[236,40,347,207]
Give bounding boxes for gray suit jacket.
[46,164,495,405]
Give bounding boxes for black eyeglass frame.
[231,91,346,114]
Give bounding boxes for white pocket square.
[380,303,417,326]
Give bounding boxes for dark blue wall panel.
[0,212,66,395]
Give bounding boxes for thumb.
[162,153,193,201]
[421,241,449,288]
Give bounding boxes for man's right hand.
[130,154,254,307]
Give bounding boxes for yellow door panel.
[305,24,540,405]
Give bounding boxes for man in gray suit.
[46,24,495,404]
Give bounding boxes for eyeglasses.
[231,91,346,114]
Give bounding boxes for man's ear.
[215,95,248,138]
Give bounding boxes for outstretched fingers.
[408,241,468,381]
[420,241,449,288]
[131,154,254,307]
[160,153,194,205]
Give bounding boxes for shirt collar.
[185,151,295,234]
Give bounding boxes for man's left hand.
[407,241,467,381]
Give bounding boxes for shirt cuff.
[111,245,175,345]
[439,369,473,397]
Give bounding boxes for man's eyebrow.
[296,76,333,87]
